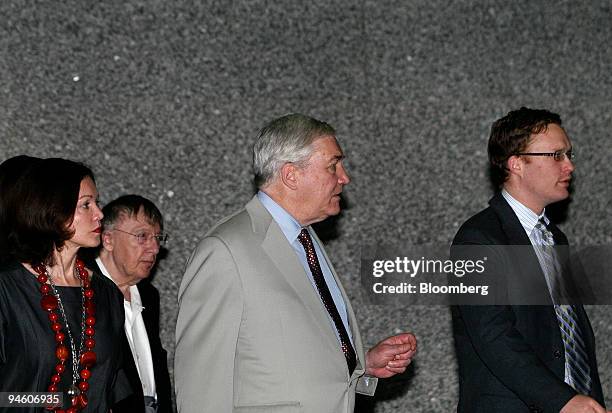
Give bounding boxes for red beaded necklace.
[33,258,96,413]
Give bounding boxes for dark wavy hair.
[488,107,562,188]
[6,158,95,266]
[0,156,42,265]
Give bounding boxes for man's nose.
[563,157,575,173]
[337,163,350,185]
[145,237,161,254]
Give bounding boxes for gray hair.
[253,113,336,188]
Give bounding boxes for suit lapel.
[490,193,554,304]
[489,193,532,246]
[547,221,568,246]
[490,193,592,374]
[137,283,156,342]
[246,196,345,360]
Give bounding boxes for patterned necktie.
[534,220,592,395]
[297,228,357,375]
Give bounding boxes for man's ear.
[507,155,523,177]
[101,231,114,252]
[280,162,299,190]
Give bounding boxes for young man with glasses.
[451,107,607,413]
[92,194,172,413]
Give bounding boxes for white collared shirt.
[501,189,571,383]
[96,257,157,399]
[501,190,556,294]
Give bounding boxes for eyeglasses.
[113,228,169,246]
[514,148,574,162]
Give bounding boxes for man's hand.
[365,332,417,378]
[560,395,611,413]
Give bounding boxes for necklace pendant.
[67,384,81,397]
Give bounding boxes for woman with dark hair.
[0,157,130,412]
[0,155,41,265]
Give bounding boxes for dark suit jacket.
[451,193,604,413]
[90,261,173,413]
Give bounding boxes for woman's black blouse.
[0,261,131,412]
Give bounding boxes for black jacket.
[90,260,173,413]
[451,193,604,413]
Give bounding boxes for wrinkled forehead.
[311,135,344,157]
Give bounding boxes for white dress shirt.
[96,257,157,400]
[501,189,571,383]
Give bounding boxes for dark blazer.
[451,193,604,413]
[90,261,173,413]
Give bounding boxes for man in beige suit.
[175,113,417,413]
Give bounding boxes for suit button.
[528,405,542,413]
[554,349,563,359]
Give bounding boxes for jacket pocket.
[234,401,301,412]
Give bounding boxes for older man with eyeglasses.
[91,194,172,413]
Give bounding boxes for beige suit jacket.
[175,196,375,413]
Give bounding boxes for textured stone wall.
[2,1,610,411]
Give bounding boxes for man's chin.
[547,190,570,206]
[327,203,342,216]
[136,273,152,281]
[138,264,155,276]
[558,187,571,199]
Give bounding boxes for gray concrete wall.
[2,1,610,411]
